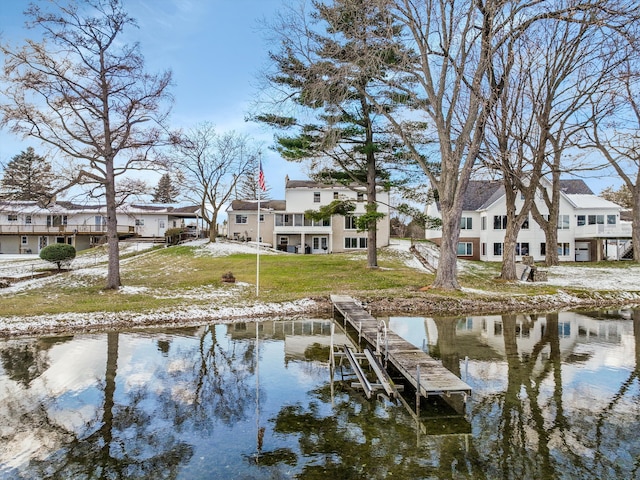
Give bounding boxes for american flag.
[258,160,266,191]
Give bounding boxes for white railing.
[0,224,132,234]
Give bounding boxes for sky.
[0,0,307,200]
[0,0,623,201]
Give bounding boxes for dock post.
[415,364,421,417]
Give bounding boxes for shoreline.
[1,289,638,339]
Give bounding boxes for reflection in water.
[0,311,638,479]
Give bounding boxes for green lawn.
[0,243,631,317]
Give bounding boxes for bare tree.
[171,123,256,242]
[0,0,173,289]
[483,7,616,276]
[588,57,640,261]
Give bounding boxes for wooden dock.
[330,295,471,402]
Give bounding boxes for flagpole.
[256,154,265,297]
[256,184,261,297]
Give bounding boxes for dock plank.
[331,295,471,400]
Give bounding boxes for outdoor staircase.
[409,242,438,273]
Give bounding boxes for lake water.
[1,308,639,479]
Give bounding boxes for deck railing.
[0,224,133,235]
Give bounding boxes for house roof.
[565,194,622,209]
[228,200,286,211]
[559,179,594,195]
[461,178,595,211]
[463,181,504,210]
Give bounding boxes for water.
[1,309,639,479]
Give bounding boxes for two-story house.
[425,179,631,262]
[0,201,200,254]
[226,178,390,254]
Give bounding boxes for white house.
[425,179,631,262]
[0,201,199,254]
[226,178,391,254]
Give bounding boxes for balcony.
[575,223,632,238]
[0,224,133,235]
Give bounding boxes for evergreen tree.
[0,147,55,203]
[152,174,180,203]
[236,170,271,200]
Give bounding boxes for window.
[313,218,331,227]
[135,219,144,226]
[558,215,570,230]
[588,214,604,225]
[481,217,487,230]
[235,215,247,224]
[493,242,503,256]
[333,192,339,199]
[314,192,321,203]
[516,242,530,256]
[557,242,570,256]
[47,215,67,227]
[259,214,264,222]
[577,215,586,226]
[481,243,487,256]
[25,215,32,225]
[493,215,507,230]
[159,220,165,229]
[21,236,28,245]
[460,217,472,230]
[359,237,367,248]
[558,322,571,338]
[540,243,546,255]
[279,236,289,245]
[345,215,357,230]
[345,237,358,249]
[8,214,17,221]
[357,192,364,202]
[522,217,529,229]
[457,242,473,256]
[607,215,616,225]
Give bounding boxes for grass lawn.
[0,243,631,318]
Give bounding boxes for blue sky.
[0,1,622,199]
[0,0,306,200]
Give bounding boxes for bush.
[39,243,76,271]
[165,227,184,246]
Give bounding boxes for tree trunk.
[105,163,121,290]
[501,225,519,280]
[433,203,461,290]
[500,187,520,281]
[208,209,220,243]
[366,150,378,269]
[633,188,640,262]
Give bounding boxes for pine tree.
[236,171,271,200]
[0,147,55,203]
[152,174,180,203]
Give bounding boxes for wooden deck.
[330,295,472,402]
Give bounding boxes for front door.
[312,236,328,254]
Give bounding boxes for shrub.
[165,227,184,246]
[39,243,76,271]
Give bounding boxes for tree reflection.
[152,324,256,435]
[2,333,193,479]
[469,310,640,480]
